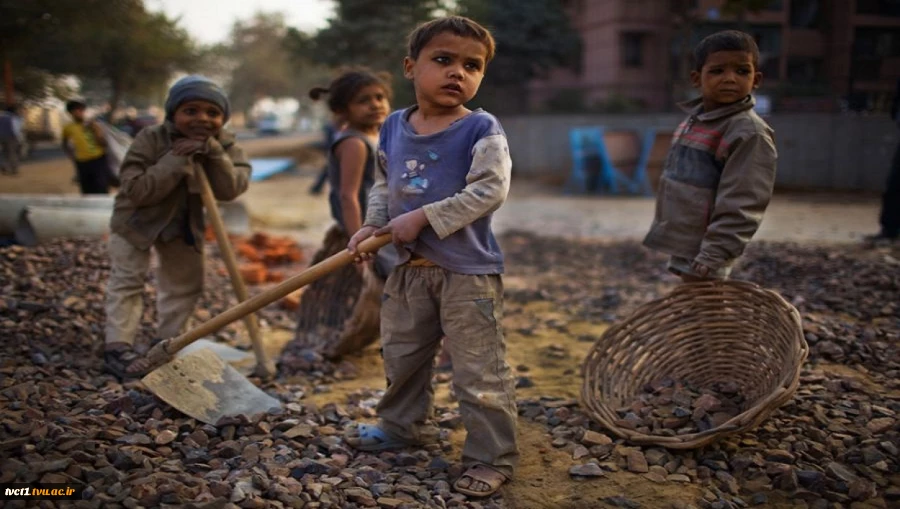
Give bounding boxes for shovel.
[137,232,392,423]
[195,167,276,380]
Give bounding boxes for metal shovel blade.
[176,338,256,375]
[141,348,282,425]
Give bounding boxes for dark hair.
[309,68,393,114]
[407,16,496,63]
[693,30,759,71]
[65,100,87,113]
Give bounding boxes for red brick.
[239,263,267,285]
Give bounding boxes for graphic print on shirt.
[401,157,430,195]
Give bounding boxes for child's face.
[691,50,761,111]
[344,84,390,130]
[173,100,225,140]
[404,32,488,111]
[69,107,86,122]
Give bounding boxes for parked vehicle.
[257,112,295,135]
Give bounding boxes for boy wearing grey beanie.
[103,75,252,379]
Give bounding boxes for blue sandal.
[344,423,411,452]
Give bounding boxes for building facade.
[529,0,900,113]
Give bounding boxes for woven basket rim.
[580,279,809,449]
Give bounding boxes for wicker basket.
[580,280,808,449]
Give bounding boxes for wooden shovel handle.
[195,168,274,378]
[149,232,392,363]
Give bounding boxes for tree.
[454,0,581,113]
[312,0,446,106]
[223,12,298,115]
[283,27,335,104]
[61,2,195,113]
[1,0,194,111]
[0,0,95,104]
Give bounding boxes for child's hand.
[348,225,379,263]
[206,136,224,154]
[690,261,711,278]
[172,138,207,156]
[375,209,429,247]
[355,259,372,276]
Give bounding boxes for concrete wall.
[500,113,898,192]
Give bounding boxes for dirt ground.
[295,302,726,509]
[3,139,893,509]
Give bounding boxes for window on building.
[790,0,821,28]
[759,56,781,81]
[787,57,824,83]
[852,27,900,81]
[856,0,900,16]
[855,28,900,58]
[620,33,645,68]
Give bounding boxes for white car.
[257,112,295,135]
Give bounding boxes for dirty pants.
[879,140,900,237]
[376,265,519,478]
[76,155,111,195]
[105,233,203,346]
[1,139,20,174]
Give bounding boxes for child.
[289,69,397,359]
[643,30,777,282]
[345,16,517,498]
[62,100,110,194]
[104,75,251,378]
[308,113,344,195]
[0,104,25,175]
[313,69,393,251]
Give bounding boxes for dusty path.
[0,134,319,196]
[3,136,881,247]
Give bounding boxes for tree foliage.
[1,0,194,110]
[454,0,581,113]
[283,27,335,107]
[310,0,446,105]
[0,0,94,102]
[456,0,580,85]
[222,12,298,114]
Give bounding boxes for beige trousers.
[105,233,203,346]
[377,265,519,478]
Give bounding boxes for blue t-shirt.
[379,107,509,274]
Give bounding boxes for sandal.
[453,464,508,498]
[343,423,412,452]
[104,343,150,379]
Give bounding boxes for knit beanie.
[164,75,231,123]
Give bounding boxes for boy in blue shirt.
[345,16,516,498]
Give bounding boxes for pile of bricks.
[205,228,308,310]
[224,231,305,285]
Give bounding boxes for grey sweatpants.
[376,265,519,478]
[105,233,203,346]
